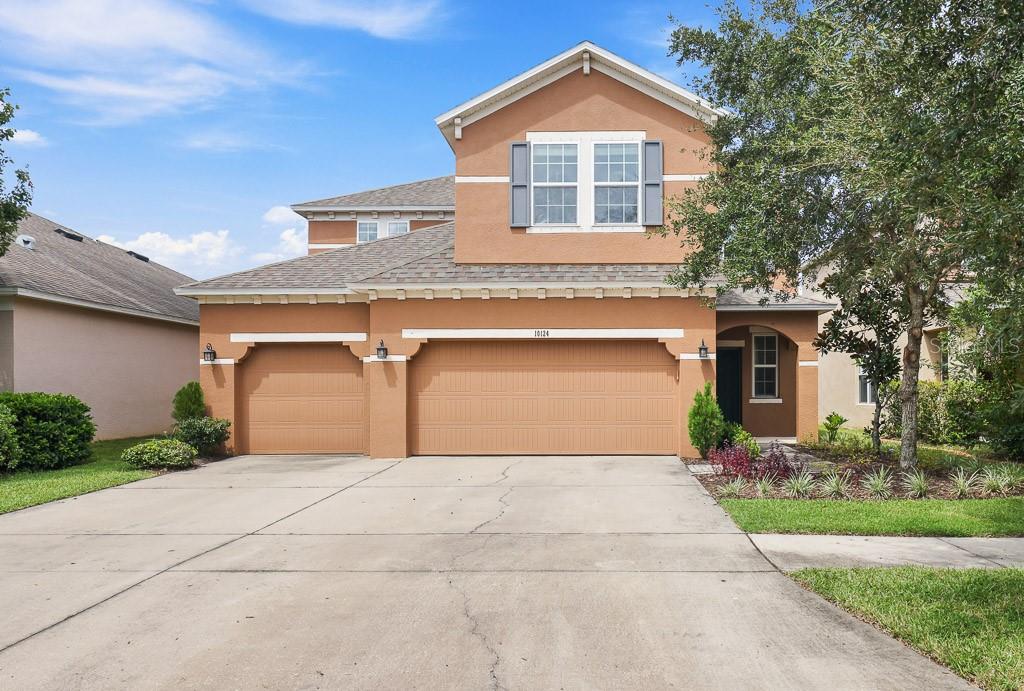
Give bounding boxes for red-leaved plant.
[711,444,753,478]
[753,444,797,479]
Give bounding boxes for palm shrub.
[174,417,230,456]
[172,381,206,423]
[817,470,852,499]
[0,403,20,472]
[122,439,197,470]
[688,382,725,459]
[861,467,894,499]
[821,412,848,445]
[901,469,930,499]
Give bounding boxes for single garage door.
[238,343,366,454]
[410,340,678,455]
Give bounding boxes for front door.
[716,347,743,425]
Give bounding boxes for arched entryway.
[716,325,799,440]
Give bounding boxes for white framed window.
[594,142,640,224]
[752,334,778,398]
[386,220,409,238]
[526,131,645,232]
[531,143,578,225]
[858,368,877,405]
[357,221,378,243]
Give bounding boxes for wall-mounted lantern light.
[698,339,709,359]
[376,339,388,360]
[203,343,217,362]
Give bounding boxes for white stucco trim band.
[663,174,708,181]
[361,355,409,363]
[679,353,716,360]
[402,328,684,340]
[199,359,235,365]
[749,398,783,404]
[798,360,820,367]
[230,332,368,343]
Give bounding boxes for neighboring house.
[293,176,454,254]
[0,213,199,439]
[178,42,833,458]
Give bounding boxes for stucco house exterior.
[178,42,833,459]
[0,213,199,438]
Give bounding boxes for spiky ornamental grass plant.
[783,471,815,498]
[754,472,777,498]
[902,469,930,499]
[817,470,853,499]
[720,476,748,498]
[980,467,1013,497]
[861,466,894,500]
[950,467,979,499]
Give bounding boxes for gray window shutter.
[509,141,530,227]
[642,140,663,226]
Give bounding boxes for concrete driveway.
[0,455,968,689]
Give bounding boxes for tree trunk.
[871,397,883,456]
[899,287,926,469]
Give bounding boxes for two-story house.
[177,42,833,458]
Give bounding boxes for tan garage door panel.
[239,343,366,454]
[410,341,678,455]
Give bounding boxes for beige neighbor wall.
[11,297,199,439]
[817,312,944,429]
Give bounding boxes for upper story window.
[594,143,639,224]
[532,143,578,225]
[387,220,409,237]
[525,131,650,232]
[357,221,378,243]
[752,334,778,398]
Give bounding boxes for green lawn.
[721,498,1024,536]
[0,437,156,515]
[794,567,1024,690]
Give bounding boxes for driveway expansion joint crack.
[935,537,1006,568]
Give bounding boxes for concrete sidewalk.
[751,534,1024,571]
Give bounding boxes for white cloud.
[262,205,299,225]
[240,0,444,39]
[0,0,289,123]
[98,229,244,278]
[250,227,308,263]
[10,129,48,147]
[183,130,270,153]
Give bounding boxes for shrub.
[174,417,230,456]
[0,392,95,470]
[783,471,814,498]
[881,379,989,446]
[821,412,848,444]
[720,477,747,498]
[0,403,20,472]
[733,428,761,459]
[985,385,1024,461]
[172,381,206,423]
[122,439,197,469]
[753,444,796,479]
[861,466,894,499]
[688,382,725,459]
[711,444,752,478]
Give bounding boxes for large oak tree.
[664,0,1024,467]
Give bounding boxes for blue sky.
[0,0,713,278]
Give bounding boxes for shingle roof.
[292,175,454,209]
[716,289,835,311]
[0,212,199,323]
[179,223,721,292]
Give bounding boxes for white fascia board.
[351,282,687,291]
[716,303,834,313]
[403,328,684,340]
[0,287,199,327]
[435,41,726,131]
[291,204,455,213]
[230,332,367,343]
[175,287,355,297]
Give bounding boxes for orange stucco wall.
[308,220,356,245]
[452,68,711,264]
[8,297,198,439]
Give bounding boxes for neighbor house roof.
[435,41,727,148]
[178,223,721,295]
[292,175,455,212]
[0,212,199,324]
[716,289,835,312]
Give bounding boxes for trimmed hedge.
[0,392,95,470]
[174,417,230,456]
[880,379,989,447]
[122,439,197,469]
[0,403,20,471]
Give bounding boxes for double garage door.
[238,340,678,455]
